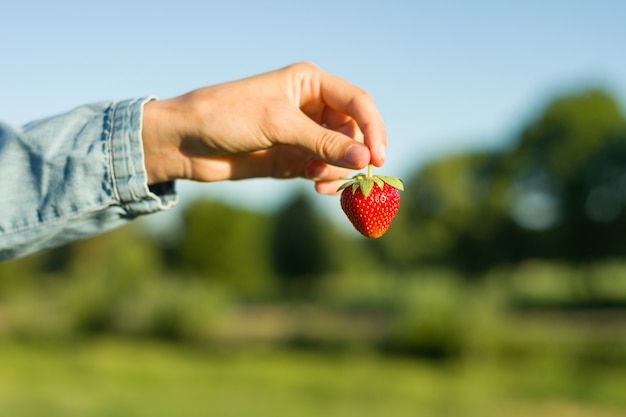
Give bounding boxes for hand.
[142,62,386,194]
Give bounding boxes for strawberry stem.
[367,163,373,178]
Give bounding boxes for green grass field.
[0,339,624,417]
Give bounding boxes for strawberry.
[337,164,404,238]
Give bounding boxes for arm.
[0,62,386,261]
[0,98,178,261]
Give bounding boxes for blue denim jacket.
[0,98,178,261]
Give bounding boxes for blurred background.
[2,1,626,416]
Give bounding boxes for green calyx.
[336,164,404,198]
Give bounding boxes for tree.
[392,89,626,273]
[504,90,626,261]
[171,199,275,297]
[270,190,330,295]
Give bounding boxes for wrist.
[142,99,188,184]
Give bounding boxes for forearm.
[0,98,178,261]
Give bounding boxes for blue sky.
[2,0,626,225]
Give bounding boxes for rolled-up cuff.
[108,97,179,214]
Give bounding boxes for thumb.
[279,111,371,170]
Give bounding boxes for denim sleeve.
[0,97,179,261]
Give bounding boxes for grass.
[0,338,624,417]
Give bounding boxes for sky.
[2,0,626,228]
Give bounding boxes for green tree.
[373,151,503,273]
[270,190,330,295]
[171,199,275,297]
[496,90,625,261]
[393,89,626,273]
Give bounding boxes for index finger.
[297,64,387,167]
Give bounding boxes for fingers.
[314,179,347,195]
[321,81,386,166]
[293,63,387,166]
[186,146,353,184]
[304,158,353,182]
[275,108,371,170]
[187,147,305,182]
[322,107,364,144]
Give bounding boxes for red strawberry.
[337,165,404,238]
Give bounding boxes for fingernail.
[342,144,367,167]
[378,144,386,163]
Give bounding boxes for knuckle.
[315,129,342,161]
[288,61,319,73]
[347,88,373,112]
[284,62,321,88]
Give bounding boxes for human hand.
[142,62,386,194]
